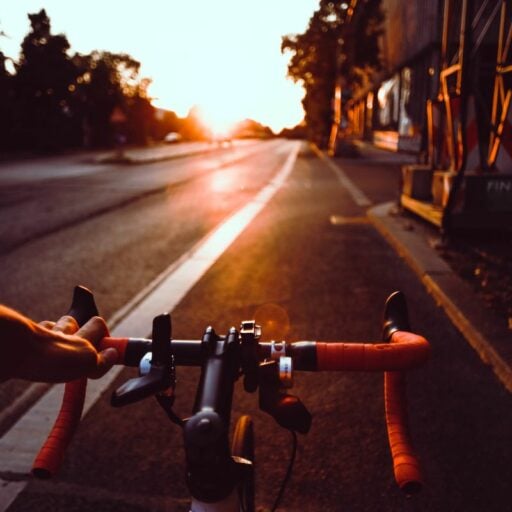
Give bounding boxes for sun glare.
[195,102,241,137]
[2,0,318,133]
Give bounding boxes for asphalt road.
[2,141,512,511]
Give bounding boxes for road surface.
[1,140,512,511]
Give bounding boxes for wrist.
[0,305,35,381]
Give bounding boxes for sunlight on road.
[210,171,236,194]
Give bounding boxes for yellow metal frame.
[488,1,511,167]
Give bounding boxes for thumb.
[88,348,119,379]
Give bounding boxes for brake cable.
[271,430,298,512]
[155,393,185,428]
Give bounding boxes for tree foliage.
[13,9,81,149]
[0,51,15,148]
[282,0,384,146]
[0,9,181,152]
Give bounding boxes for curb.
[94,146,220,165]
[94,140,259,166]
[368,201,512,392]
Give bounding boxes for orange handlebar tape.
[32,377,87,478]
[316,331,430,371]
[385,371,422,494]
[99,337,129,364]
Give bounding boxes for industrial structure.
[330,0,512,231]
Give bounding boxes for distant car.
[164,132,182,143]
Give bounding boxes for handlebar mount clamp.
[240,320,261,393]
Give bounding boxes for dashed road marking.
[329,215,370,225]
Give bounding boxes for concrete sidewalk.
[369,202,512,392]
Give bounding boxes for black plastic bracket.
[258,361,312,434]
[240,320,260,393]
[111,313,174,407]
[382,291,411,341]
[67,286,99,327]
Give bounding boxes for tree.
[73,51,129,147]
[152,108,183,141]
[282,0,383,147]
[0,51,15,149]
[2,9,165,151]
[125,78,155,145]
[14,9,81,150]
[232,119,274,139]
[180,106,209,141]
[0,26,18,150]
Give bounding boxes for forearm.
[0,305,35,381]
[0,306,115,383]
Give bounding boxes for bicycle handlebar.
[98,330,429,373]
[33,287,429,497]
[32,378,87,478]
[97,330,429,494]
[32,286,98,479]
[315,332,429,371]
[385,370,422,494]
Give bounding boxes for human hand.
[0,306,118,383]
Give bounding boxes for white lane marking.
[0,141,300,491]
[0,383,49,430]
[311,145,372,207]
[0,480,26,511]
[108,140,299,337]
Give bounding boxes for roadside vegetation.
[0,9,274,153]
[1,3,386,153]
[0,10,180,151]
[282,0,383,147]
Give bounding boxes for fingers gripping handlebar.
[32,286,98,478]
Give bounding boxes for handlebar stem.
[184,326,241,502]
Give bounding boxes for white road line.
[0,481,26,511]
[0,383,49,430]
[0,141,300,509]
[311,145,372,207]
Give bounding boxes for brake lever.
[111,313,175,407]
[67,285,99,325]
[382,291,411,341]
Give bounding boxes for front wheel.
[232,415,255,512]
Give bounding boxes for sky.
[0,1,319,133]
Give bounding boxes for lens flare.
[253,303,290,341]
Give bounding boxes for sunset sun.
[1,0,319,132]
